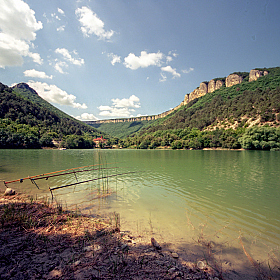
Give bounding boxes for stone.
[208,79,216,93]
[215,80,224,90]
[151,237,161,250]
[199,82,208,96]
[74,260,81,266]
[83,246,93,252]
[197,260,206,270]
[168,267,177,274]
[249,69,269,82]
[47,268,62,279]
[226,74,243,87]
[171,252,179,258]
[4,188,15,196]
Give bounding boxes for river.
[0,149,279,275]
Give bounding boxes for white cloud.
[75,113,98,121]
[161,65,181,78]
[107,53,121,65]
[57,25,65,32]
[54,61,68,74]
[24,69,53,79]
[53,48,84,74]
[112,95,140,108]
[166,56,173,63]
[57,8,65,15]
[159,73,167,83]
[182,67,194,74]
[75,6,114,40]
[0,0,43,68]
[124,51,163,70]
[99,107,134,118]
[168,51,178,57]
[27,81,87,109]
[98,95,141,118]
[98,105,112,111]
[51,13,61,21]
[55,48,84,66]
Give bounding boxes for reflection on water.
[0,149,279,268]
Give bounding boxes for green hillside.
[0,82,104,149]
[12,83,76,120]
[120,67,280,150]
[90,120,149,138]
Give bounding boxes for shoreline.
[0,193,220,280]
[1,193,279,279]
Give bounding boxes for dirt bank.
[0,194,221,279]
[1,194,279,279]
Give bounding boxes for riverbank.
[0,194,222,280]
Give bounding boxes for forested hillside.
[119,67,280,150]
[0,82,103,149]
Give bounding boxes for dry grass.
[0,194,221,280]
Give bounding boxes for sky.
[0,0,280,121]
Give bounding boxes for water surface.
[1,149,279,272]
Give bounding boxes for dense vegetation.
[1,67,280,150]
[119,67,280,151]
[89,120,149,138]
[0,82,103,149]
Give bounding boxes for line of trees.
[119,127,280,151]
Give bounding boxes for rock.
[93,244,102,251]
[215,79,224,90]
[121,243,129,251]
[249,69,269,82]
[47,268,62,279]
[4,188,15,196]
[197,260,206,270]
[208,79,224,93]
[208,79,216,93]
[171,252,179,258]
[83,246,93,252]
[168,267,177,274]
[199,82,208,96]
[74,260,81,266]
[151,237,161,250]
[226,74,243,87]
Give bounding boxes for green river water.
[1,149,279,274]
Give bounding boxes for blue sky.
[1,0,279,120]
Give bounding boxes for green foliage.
[89,120,149,138]
[121,67,280,150]
[0,82,105,149]
[238,127,280,150]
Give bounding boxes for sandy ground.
[0,194,279,279]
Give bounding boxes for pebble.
[83,246,93,252]
[121,243,129,251]
[168,267,177,274]
[197,260,206,270]
[4,188,16,196]
[74,260,81,266]
[171,252,179,258]
[151,237,161,250]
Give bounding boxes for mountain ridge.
[85,67,273,126]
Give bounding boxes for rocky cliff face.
[225,74,243,87]
[249,69,268,82]
[183,80,224,105]
[86,68,268,125]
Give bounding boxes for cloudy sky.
[1,0,280,120]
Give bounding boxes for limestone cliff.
[86,68,268,126]
[225,74,243,87]
[249,69,268,82]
